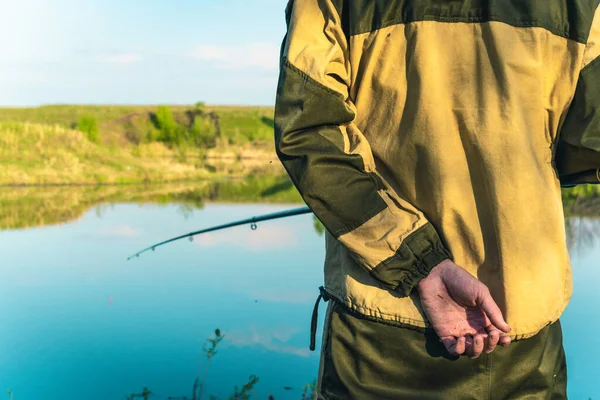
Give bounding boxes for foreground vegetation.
[123,329,316,400]
[6,329,317,400]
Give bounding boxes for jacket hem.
[321,286,569,341]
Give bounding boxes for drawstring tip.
[309,286,330,351]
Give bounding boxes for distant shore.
[0,104,282,185]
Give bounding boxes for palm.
[417,260,511,357]
[420,284,491,338]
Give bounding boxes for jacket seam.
[581,51,600,73]
[282,57,347,99]
[352,16,582,43]
[331,197,386,237]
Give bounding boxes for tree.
[77,115,100,144]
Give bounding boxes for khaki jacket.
[275,0,600,340]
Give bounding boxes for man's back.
[275,0,600,340]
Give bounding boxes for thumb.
[477,288,511,333]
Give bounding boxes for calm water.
[1,190,599,399]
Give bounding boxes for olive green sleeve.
[274,0,452,297]
[557,4,600,186]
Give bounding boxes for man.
[274,1,600,398]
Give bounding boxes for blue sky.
[0,0,287,106]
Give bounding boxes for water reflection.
[0,174,302,230]
[0,179,598,399]
[563,193,600,258]
[0,199,325,399]
[1,176,598,255]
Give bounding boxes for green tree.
[77,115,100,144]
[155,106,181,145]
[190,117,216,148]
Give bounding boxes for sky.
[0,0,287,106]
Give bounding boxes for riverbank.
[0,120,283,185]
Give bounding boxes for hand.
[417,259,512,359]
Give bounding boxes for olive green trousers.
[316,299,567,400]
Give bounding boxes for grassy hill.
[0,104,276,149]
[0,105,283,185]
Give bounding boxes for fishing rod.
[127,206,313,260]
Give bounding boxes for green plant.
[77,115,100,144]
[190,117,217,148]
[125,387,152,400]
[194,329,225,400]
[301,380,317,400]
[228,375,259,400]
[155,106,182,146]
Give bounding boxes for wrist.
[417,258,452,290]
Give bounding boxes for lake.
[1,181,599,399]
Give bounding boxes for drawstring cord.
[309,286,330,351]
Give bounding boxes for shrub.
[190,116,217,148]
[155,106,181,145]
[77,115,100,144]
[123,117,147,145]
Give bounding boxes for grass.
[0,121,216,185]
[0,105,279,185]
[0,104,275,149]
[212,106,274,146]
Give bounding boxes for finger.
[455,336,466,355]
[464,335,474,358]
[484,328,500,353]
[441,336,459,356]
[478,288,511,333]
[470,333,486,359]
[499,334,512,347]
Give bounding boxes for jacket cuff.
[369,222,452,297]
[556,139,600,185]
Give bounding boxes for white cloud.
[98,225,141,238]
[188,43,279,70]
[96,53,143,65]
[226,325,310,357]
